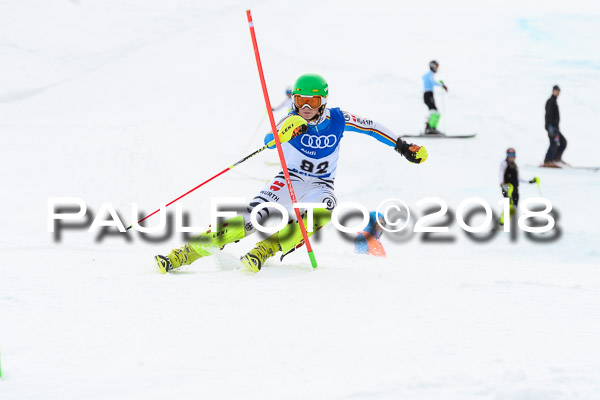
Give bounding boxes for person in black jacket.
[499,148,537,225]
[543,85,567,167]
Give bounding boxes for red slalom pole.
[246,9,318,269]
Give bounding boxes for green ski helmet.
[292,73,328,118]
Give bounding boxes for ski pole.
[440,80,446,133]
[246,9,318,269]
[127,145,269,230]
[128,116,307,230]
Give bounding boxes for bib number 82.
[300,160,329,174]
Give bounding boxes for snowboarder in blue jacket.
[422,60,448,134]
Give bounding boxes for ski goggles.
[293,95,322,109]
[507,152,516,157]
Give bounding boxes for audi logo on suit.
[300,134,338,149]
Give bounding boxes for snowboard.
[401,133,477,138]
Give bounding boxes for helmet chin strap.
[316,105,326,119]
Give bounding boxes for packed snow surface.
[1,1,599,399]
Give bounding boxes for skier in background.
[355,211,386,257]
[271,87,293,113]
[543,85,567,168]
[154,73,428,274]
[499,147,538,225]
[422,60,448,134]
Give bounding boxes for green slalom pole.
[307,251,318,268]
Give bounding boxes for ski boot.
[541,162,561,168]
[155,244,201,274]
[155,255,173,274]
[424,126,441,135]
[240,235,281,272]
[155,216,246,274]
[240,208,333,272]
[425,112,442,135]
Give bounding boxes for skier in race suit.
[154,73,428,273]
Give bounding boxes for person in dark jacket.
[543,85,567,167]
[499,147,537,225]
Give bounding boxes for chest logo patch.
[300,134,338,149]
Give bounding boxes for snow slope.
[1,1,600,399]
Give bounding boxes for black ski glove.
[529,177,538,184]
[395,138,428,164]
